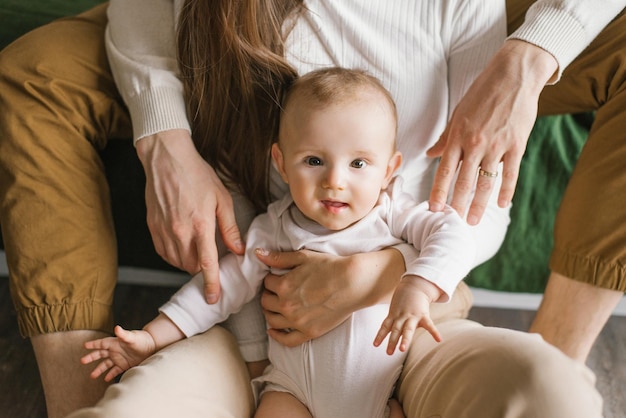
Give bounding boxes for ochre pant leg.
[67,327,255,418]
[0,3,132,336]
[397,320,603,418]
[507,3,626,292]
[538,10,626,292]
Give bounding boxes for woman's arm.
[106,1,244,301]
[257,248,405,346]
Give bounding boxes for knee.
[454,330,603,418]
[399,325,603,418]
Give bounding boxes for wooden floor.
[1,278,624,418]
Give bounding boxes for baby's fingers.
[87,358,114,380]
[373,318,393,348]
[421,316,442,343]
[103,365,125,382]
[80,348,110,365]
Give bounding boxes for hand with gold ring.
[478,168,498,178]
[426,40,558,225]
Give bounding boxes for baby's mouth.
[321,199,348,212]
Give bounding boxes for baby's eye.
[351,159,367,169]
[305,156,323,166]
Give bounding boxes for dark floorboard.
[1,279,624,418]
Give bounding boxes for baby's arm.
[81,313,185,382]
[373,275,443,355]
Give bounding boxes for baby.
[82,67,476,418]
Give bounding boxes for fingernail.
[467,214,478,225]
[206,294,218,304]
[255,248,269,256]
[429,203,442,212]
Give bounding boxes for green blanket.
[0,1,590,293]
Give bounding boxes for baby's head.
[272,67,402,230]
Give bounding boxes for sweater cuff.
[508,6,588,83]
[126,87,191,144]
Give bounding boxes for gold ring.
[478,168,498,178]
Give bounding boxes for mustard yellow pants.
[0,3,620,416]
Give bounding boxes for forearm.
[346,248,405,308]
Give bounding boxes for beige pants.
[66,282,602,418]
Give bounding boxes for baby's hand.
[373,277,442,355]
[81,325,157,382]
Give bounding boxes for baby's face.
[273,93,400,230]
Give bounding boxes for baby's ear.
[382,151,402,188]
[271,143,289,184]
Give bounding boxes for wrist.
[401,275,443,303]
[143,313,185,351]
[498,39,559,91]
[136,129,194,166]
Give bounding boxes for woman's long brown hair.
[177,0,302,213]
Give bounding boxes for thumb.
[216,197,245,255]
[426,132,448,158]
[255,248,305,270]
[114,325,135,343]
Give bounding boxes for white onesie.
[160,177,476,417]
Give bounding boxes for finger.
[497,152,522,209]
[260,288,280,313]
[262,308,291,330]
[373,318,393,347]
[84,337,115,350]
[420,316,442,343]
[449,155,482,216]
[429,148,462,212]
[80,349,108,365]
[466,163,500,225]
[114,325,135,344]
[255,248,304,270]
[399,326,416,353]
[104,366,124,383]
[215,193,244,255]
[386,327,402,355]
[162,236,184,271]
[262,273,281,296]
[267,328,308,347]
[196,231,221,304]
[425,134,448,158]
[89,358,114,380]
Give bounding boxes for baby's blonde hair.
[281,67,398,132]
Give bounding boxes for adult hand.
[427,40,558,225]
[136,129,244,303]
[257,248,403,347]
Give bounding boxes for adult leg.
[397,319,602,417]
[68,327,255,418]
[507,1,626,362]
[0,4,131,417]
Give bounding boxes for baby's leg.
[255,391,312,418]
[387,398,405,418]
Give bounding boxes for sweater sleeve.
[105,0,190,142]
[509,0,626,81]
